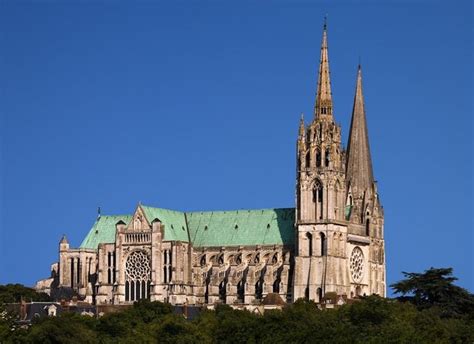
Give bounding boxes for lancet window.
[163,249,172,283]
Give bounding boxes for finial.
[358,56,362,70]
[323,14,328,30]
[97,206,101,219]
[299,113,305,137]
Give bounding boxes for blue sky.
[0,1,472,293]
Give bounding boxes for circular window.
[350,247,364,283]
[125,250,151,282]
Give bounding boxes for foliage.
[390,267,474,318]
[0,284,51,304]
[0,269,472,343]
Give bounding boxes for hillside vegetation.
[1,268,473,343]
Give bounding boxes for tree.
[0,284,51,304]
[390,267,474,318]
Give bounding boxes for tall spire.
[346,65,374,192]
[314,17,333,119]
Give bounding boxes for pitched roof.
[186,208,295,247]
[78,207,295,249]
[79,215,132,249]
[140,205,189,242]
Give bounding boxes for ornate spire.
[346,65,374,192]
[299,113,305,137]
[314,19,333,119]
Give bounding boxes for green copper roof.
[140,205,189,242]
[186,208,295,247]
[79,215,132,249]
[78,206,295,249]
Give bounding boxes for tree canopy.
[0,268,472,343]
[390,267,474,318]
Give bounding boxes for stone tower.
[345,65,386,297]
[294,22,348,302]
[293,22,386,302]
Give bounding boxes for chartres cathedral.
[36,23,386,307]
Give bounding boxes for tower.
[294,21,348,302]
[345,65,386,297]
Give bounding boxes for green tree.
[390,267,474,317]
[0,284,51,304]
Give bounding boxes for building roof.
[140,205,189,242]
[186,208,295,247]
[80,215,132,249]
[79,206,295,249]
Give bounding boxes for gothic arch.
[316,148,322,167]
[305,232,313,256]
[334,180,342,219]
[313,180,324,220]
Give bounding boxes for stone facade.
[36,23,386,306]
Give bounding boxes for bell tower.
[293,21,349,302]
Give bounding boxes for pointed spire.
[346,65,374,193]
[299,113,305,137]
[314,18,333,119]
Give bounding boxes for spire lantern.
[314,19,334,119]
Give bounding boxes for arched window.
[305,152,310,168]
[306,232,313,256]
[204,273,210,304]
[125,250,151,302]
[317,287,323,303]
[320,233,326,256]
[255,279,263,300]
[314,181,323,220]
[200,255,206,267]
[316,150,322,167]
[325,148,330,167]
[366,219,370,236]
[237,279,245,303]
[219,280,227,304]
[163,250,172,283]
[334,181,340,219]
[273,278,281,293]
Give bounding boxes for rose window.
[350,247,364,283]
[125,250,151,302]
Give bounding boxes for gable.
[140,205,189,242]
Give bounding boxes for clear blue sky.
[0,1,472,293]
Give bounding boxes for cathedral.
[36,23,386,306]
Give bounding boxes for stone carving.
[125,250,151,282]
